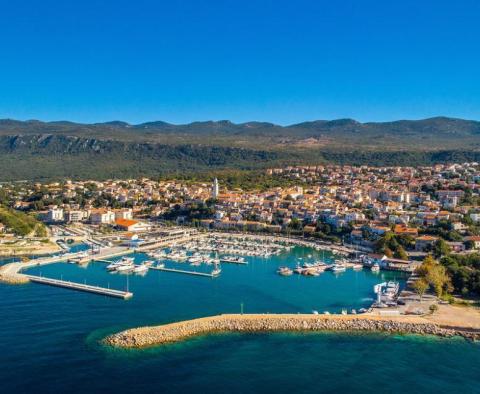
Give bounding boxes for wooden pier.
[24,275,133,299]
[149,266,218,278]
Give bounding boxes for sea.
[1,245,479,393]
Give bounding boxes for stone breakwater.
[0,274,29,284]
[0,263,30,285]
[104,314,480,348]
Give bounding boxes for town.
[1,162,480,297]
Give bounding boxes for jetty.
[24,275,132,299]
[104,312,480,348]
[149,266,218,278]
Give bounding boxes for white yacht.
[133,264,149,273]
[331,263,346,273]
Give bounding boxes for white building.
[90,209,115,225]
[47,208,64,222]
[65,210,86,223]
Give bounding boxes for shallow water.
[1,246,479,393]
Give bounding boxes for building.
[65,210,86,223]
[115,219,143,232]
[464,236,480,250]
[415,235,438,251]
[47,208,64,223]
[90,209,115,225]
[212,178,219,199]
[114,209,133,220]
[394,224,418,237]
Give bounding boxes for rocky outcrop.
[103,314,480,349]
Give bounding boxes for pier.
[24,275,133,299]
[149,266,218,278]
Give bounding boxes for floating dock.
[149,266,218,278]
[24,275,133,299]
[220,259,248,265]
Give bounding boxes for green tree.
[412,279,429,301]
[433,239,450,258]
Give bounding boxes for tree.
[433,239,450,258]
[416,255,452,297]
[394,246,408,260]
[412,279,429,301]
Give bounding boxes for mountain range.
[0,116,479,181]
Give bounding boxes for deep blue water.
[1,246,479,393]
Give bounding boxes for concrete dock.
[24,275,133,299]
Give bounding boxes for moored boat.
[277,266,293,276]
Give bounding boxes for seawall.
[103,314,480,349]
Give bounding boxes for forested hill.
[1,117,480,180]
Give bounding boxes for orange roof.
[115,218,139,227]
[416,235,438,241]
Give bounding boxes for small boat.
[220,256,246,264]
[211,267,222,276]
[277,266,293,276]
[156,262,165,268]
[106,261,122,271]
[133,264,148,273]
[353,264,363,270]
[371,263,380,273]
[188,256,203,264]
[331,264,346,273]
[116,264,134,273]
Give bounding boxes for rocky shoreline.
[103,314,480,349]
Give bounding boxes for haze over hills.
[1,116,480,181]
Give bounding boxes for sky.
[0,0,479,125]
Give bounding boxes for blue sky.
[0,0,479,125]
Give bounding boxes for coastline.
[103,313,480,349]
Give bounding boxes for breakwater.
[104,314,480,348]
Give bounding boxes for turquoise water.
[1,246,479,393]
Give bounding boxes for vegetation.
[375,233,412,259]
[416,255,452,298]
[3,116,480,180]
[412,278,429,301]
[0,205,47,237]
[440,254,480,296]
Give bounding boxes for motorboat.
[220,256,246,264]
[331,263,347,273]
[133,264,149,274]
[116,264,134,273]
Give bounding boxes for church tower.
[212,178,219,199]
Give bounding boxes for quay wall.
[104,314,480,348]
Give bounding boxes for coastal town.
[2,162,480,262]
[1,161,480,305]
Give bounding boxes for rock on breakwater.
[103,314,479,349]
